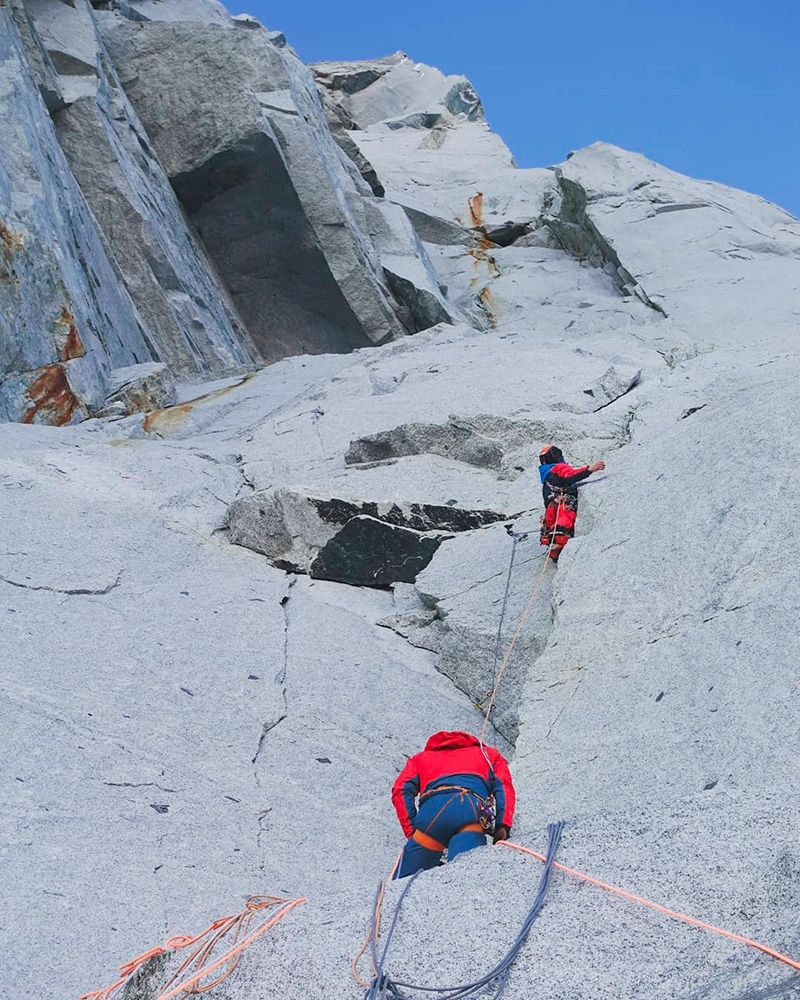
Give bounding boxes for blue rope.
[490,533,519,696]
[363,821,564,1000]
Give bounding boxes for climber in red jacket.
[391,731,516,878]
[538,444,605,562]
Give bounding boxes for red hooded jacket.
[391,731,516,838]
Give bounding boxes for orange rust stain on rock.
[56,305,85,360]
[0,218,24,283]
[468,193,484,229]
[479,286,499,330]
[142,373,255,436]
[0,218,24,262]
[21,364,81,426]
[466,195,503,328]
[142,400,194,435]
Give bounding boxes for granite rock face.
[3,5,800,1000]
[48,2,257,377]
[1,0,257,426]
[2,0,472,427]
[0,3,152,424]
[100,18,417,360]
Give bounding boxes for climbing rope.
[355,821,563,999]
[79,894,307,1000]
[479,499,564,742]
[352,850,404,989]
[499,841,800,973]
[489,531,520,694]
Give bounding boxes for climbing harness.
[499,840,800,974]
[539,486,576,558]
[411,823,485,853]
[479,498,564,742]
[354,822,564,999]
[418,784,496,836]
[79,894,307,1000]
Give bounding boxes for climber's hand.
[590,461,606,473]
[493,825,510,844]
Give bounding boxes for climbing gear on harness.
[419,783,496,834]
[79,894,307,1000]
[540,488,576,561]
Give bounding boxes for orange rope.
[479,499,563,741]
[79,895,307,1000]
[500,841,800,972]
[351,849,403,988]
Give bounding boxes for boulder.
[227,487,508,583]
[101,20,412,360]
[99,362,177,416]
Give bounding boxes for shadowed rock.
[310,514,446,586]
[227,487,508,583]
[46,7,256,378]
[170,132,373,361]
[543,171,668,314]
[101,19,410,360]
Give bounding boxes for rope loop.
[79,894,307,1000]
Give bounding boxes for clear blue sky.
[229,0,799,218]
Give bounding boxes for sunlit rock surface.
[2,3,799,999]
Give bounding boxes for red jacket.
[391,731,516,838]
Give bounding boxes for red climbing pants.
[540,503,577,561]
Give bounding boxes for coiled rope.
[356,821,564,999]
[79,894,307,1000]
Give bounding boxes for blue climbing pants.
[396,788,487,879]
